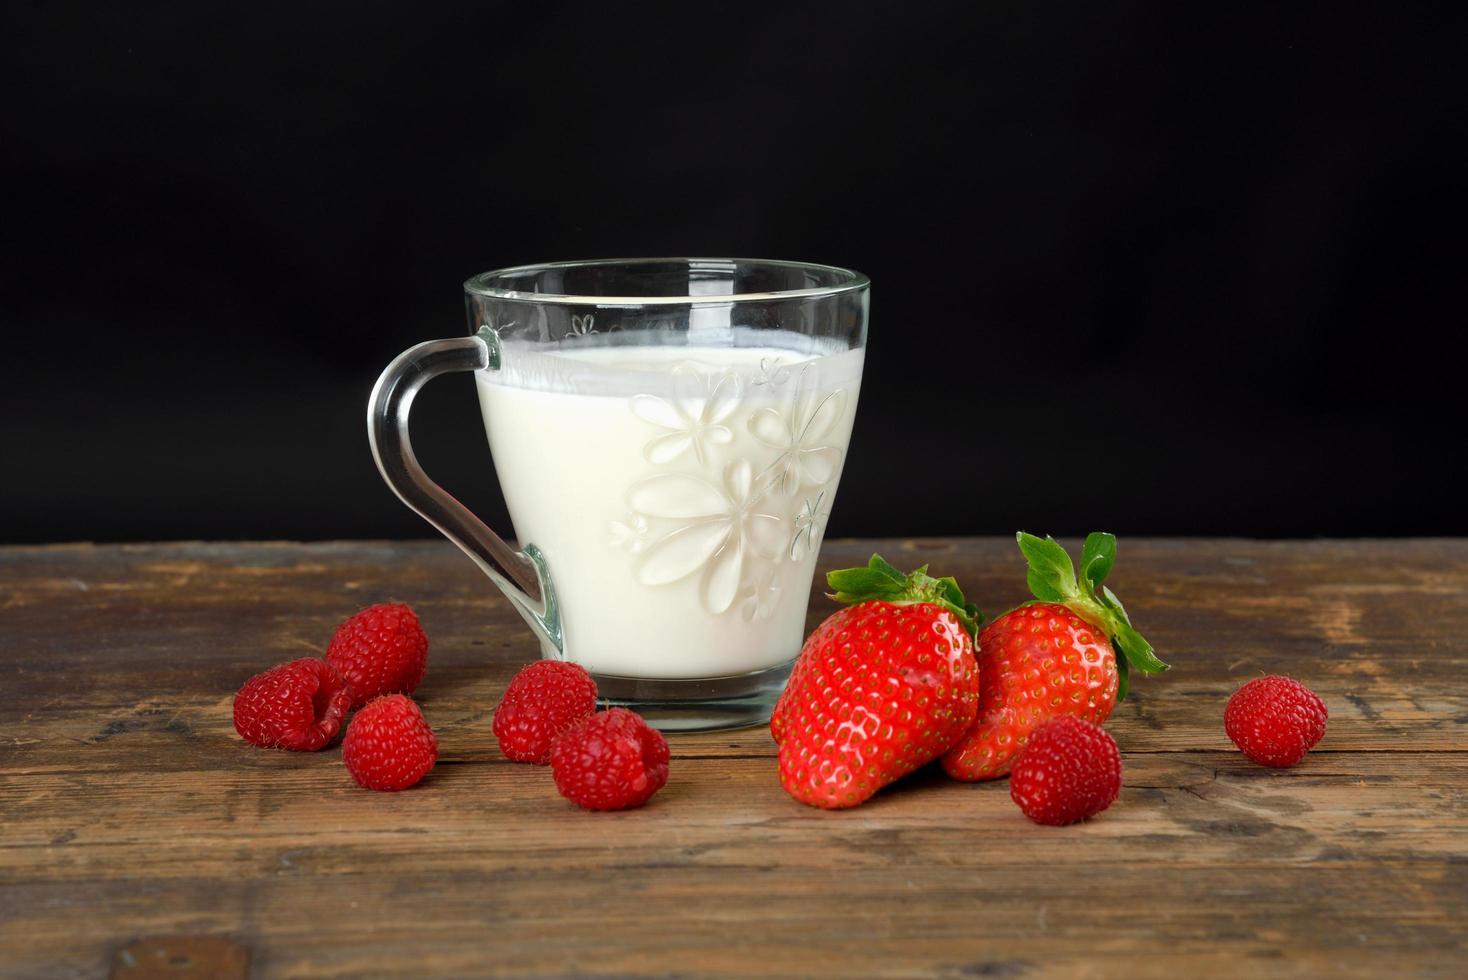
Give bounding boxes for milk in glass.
[477,332,862,679]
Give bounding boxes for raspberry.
[342,694,438,791]
[550,708,669,811]
[492,661,599,764]
[325,603,429,707]
[1008,716,1122,826]
[1225,675,1328,768]
[233,658,351,751]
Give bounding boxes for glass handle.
[367,327,560,651]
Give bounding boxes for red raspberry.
[550,708,669,811]
[233,658,351,751]
[1225,675,1328,768]
[1008,717,1122,826]
[342,694,438,791]
[492,661,599,764]
[325,603,429,707]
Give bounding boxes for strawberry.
[942,532,1166,782]
[772,555,982,809]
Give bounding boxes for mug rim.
[463,257,869,306]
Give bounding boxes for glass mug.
[368,258,868,731]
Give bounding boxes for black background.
[5,2,1463,544]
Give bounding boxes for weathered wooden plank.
[3,851,1465,974]
[3,863,1463,979]
[2,540,1465,765]
[1,754,1465,882]
[4,676,1464,780]
[0,539,1466,979]
[110,935,249,980]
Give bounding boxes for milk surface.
[477,333,863,678]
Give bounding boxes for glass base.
[592,658,794,733]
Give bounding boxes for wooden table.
[2,539,1465,978]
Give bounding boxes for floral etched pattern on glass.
[750,365,847,495]
[740,564,783,622]
[752,356,794,389]
[790,490,829,562]
[608,514,650,553]
[628,458,785,615]
[609,351,856,618]
[630,364,741,464]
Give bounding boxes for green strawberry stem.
[827,555,983,641]
[1014,531,1168,700]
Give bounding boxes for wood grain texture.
[1,538,1465,978]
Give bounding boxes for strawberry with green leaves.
[773,555,982,809]
[942,532,1166,782]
